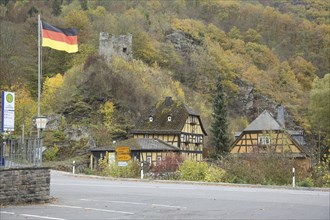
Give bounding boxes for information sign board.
[115,146,130,154]
[1,91,15,132]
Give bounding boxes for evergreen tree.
[210,78,230,158]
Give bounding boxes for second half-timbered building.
[230,110,311,169]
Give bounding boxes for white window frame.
[258,135,271,145]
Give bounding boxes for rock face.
[64,126,96,149]
[45,114,62,131]
[166,30,301,131]
[43,114,96,151]
[165,30,200,53]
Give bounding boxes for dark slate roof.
[91,138,179,152]
[131,98,207,135]
[244,110,283,131]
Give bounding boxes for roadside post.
[141,162,144,179]
[73,161,75,174]
[292,167,295,187]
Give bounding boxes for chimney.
[165,97,173,106]
[276,105,285,128]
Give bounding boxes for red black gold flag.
[41,21,78,53]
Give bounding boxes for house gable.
[230,110,308,157]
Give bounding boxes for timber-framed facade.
[230,110,311,169]
[131,97,207,163]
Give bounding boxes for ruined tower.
[99,32,132,62]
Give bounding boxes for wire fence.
[0,138,43,168]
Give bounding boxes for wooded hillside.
[1,0,329,151]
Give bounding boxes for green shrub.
[98,153,141,178]
[220,153,308,186]
[312,158,330,187]
[204,165,226,182]
[297,177,314,187]
[179,160,208,181]
[43,144,59,161]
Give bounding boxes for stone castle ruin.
[99,32,132,62]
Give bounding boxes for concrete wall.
[0,167,50,205]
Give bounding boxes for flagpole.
[38,14,41,118]
[37,14,41,166]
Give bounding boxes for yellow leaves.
[171,18,206,40]
[14,86,37,134]
[174,81,185,101]
[43,73,64,96]
[41,73,64,114]
[63,10,92,43]
[100,101,115,130]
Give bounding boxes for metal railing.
[0,138,43,168]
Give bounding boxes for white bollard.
[292,167,295,187]
[73,161,76,174]
[141,162,144,179]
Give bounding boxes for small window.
[183,135,189,143]
[123,47,127,53]
[144,134,149,138]
[167,115,172,122]
[189,116,196,124]
[195,136,201,143]
[149,116,153,122]
[146,156,152,165]
[156,156,162,164]
[258,135,271,145]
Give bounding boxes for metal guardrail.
[0,138,43,168]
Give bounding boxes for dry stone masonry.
[0,167,50,205]
[99,32,132,62]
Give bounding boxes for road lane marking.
[20,214,68,220]
[48,204,81,209]
[81,198,187,210]
[151,204,187,209]
[1,211,67,220]
[81,198,146,205]
[48,204,134,215]
[0,211,15,215]
[84,207,134,214]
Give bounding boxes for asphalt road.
[1,170,329,220]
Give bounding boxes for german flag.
[42,21,78,53]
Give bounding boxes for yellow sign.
[117,154,131,161]
[116,146,130,154]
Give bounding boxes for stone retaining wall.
[0,167,50,205]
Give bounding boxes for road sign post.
[116,146,131,177]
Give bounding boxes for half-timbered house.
[230,110,311,169]
[90,97,207,168]
[131,97,207,163]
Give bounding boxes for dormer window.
[189,115,196,124]
[149,116,153,122]
[167,115,172,122]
